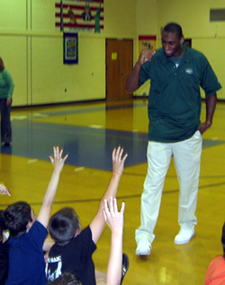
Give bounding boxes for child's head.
[0,210,6,241]
[47,272,82,285]
[49,207,80,246]
[222,222,225,255]
[4,201,33,237]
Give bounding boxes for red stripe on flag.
[55,22,104,29]
[55,13,104,21]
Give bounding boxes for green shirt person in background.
[0,57,15,146]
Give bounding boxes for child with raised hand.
[0,184,10,196]
[4,146,68,285]
[46,146,128,285]
[103,197,128,285]
[0,185,10,284]
[47,198,128,285]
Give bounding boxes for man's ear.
[180,36,185,45]
[75,230,80,237]
[74,224,82,237]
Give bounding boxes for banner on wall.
[138,35,157,54]
[55,0,104,33]
[63,33,78,64]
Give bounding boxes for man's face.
[161,31,184,58]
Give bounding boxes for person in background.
[204,222,225,284]
[0,57,15,147]
[126,22,222,256]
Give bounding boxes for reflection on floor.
[1,100,225,170]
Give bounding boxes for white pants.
[135,130,202,244]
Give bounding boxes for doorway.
[106,39,133,100]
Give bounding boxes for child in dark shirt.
[47,197,127,285]
[46,146,128,285]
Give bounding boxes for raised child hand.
[103,197,125,234]
[49,146,68,172]
[0,184,11,196]
[112,146,128,176]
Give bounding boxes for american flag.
[55,0,104,32]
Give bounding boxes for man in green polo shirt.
[126,22,222,256]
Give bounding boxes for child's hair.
[222,222,225,256]
[4,201,32,237]
[47,272,82,285]
[0,210,6,241]
[49,207,80,246]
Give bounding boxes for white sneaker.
[174,228,195,244]
[136,240,151,255]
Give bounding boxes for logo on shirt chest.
[185,68,194,74]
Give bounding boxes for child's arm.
[0,184,10,196]
[90,146,127,244]
[37,146,68,228]
[43,235,55,252]
[103,198,125,285]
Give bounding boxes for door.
[106,39,133,100]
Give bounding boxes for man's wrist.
[135,61,142,69]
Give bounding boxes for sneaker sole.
[135,248,151,256]
[174,233,195,245]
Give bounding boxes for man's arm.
[37,146,68,228]
[3,70,14,106]
[199,93,217,134]
[43,235,55,252]
[90,146,128,244]
[103,198,125,285]
[126,49,155,92]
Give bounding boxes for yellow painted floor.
[1,98,225,284]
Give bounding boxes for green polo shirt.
[0,69,15,100]
[139,45,222,143]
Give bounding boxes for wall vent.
[210,9,225,21]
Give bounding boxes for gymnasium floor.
[1,98,225,284]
